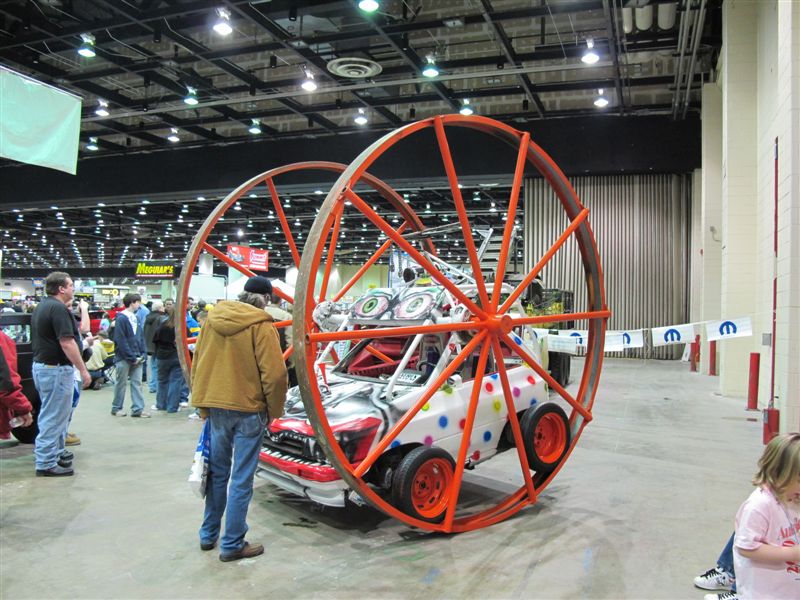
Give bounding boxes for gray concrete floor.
[0,358,762,599]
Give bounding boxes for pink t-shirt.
[734,486,800,599]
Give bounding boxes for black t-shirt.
[152,321,178,360]
[31,296,81,365]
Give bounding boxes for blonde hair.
[753,433,800,500]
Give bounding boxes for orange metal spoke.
[273,319,292,329]
[500,208,590,313]
[283,345,293,361]
[491,132,530,310]
[201,242,256,278]
[266,177,301,267]
[353,330,489,477]
[490,336,537,503]
[318,201,345,302]
[433,117,490,310]
[345,188,486,318]
[443,340,491,531]
[308,320,479,344]
[509,310,611,327]
[333,222,408,302]
[500,332,591,421]
[365,344,394,364]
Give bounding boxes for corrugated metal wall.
[522,174,692,359]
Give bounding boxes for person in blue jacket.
[110,293,149,418]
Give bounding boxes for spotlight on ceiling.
[248,119,262,134]
[358,0,379,12]
[594,88,609,108]
[459,99,474,116]
[582,38,599,65]
[354,107,368,125]
[95,99,109,117]
[184,86,199,105]
[213,8,233,35]
[77,32,96,57]
[167,127,180,142]
[86,137,99,151]
[422,55,439,78]
[301,69,317,91]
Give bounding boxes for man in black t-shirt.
[31,272,91,477]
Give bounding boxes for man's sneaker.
[188,412,201,421]
[131,412,152,418]
[60,451,74,461]
[36,465,74,477]
[151,405,164,411]
[704,593,738,600]
[694,567,734,591]
[179,401,189,408]
[65,432,81,446]
[111,411,127,417]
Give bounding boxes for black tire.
[520,402,571,473]
[549,352,570,388]
[391,446,455,523]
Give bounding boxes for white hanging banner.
[608,329,645,349]
[530,328,550,341]
[706,317,752,341]
[546,335,579,355]
[651,323,696,347]
[558,330,588,347]
[604,332,625,352]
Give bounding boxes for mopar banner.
[651,323,696,347]
[705,317,752,341]
[226,244,269,272]
[133,261,175,279]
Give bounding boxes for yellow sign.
[134,262,175,279]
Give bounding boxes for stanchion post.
[747,353,759,410]
[690,337,699,372]
[709,340,717,376]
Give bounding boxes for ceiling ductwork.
[635,5,654,30]
[658,3,678,30]
[327,57,383,79]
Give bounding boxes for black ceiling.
[0,0,720,274]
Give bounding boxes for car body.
[257,283,549,508]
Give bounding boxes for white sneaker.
[150,405,163,411]
[704,593,738,600]
[179,401,189,407]
[694,567,734,591]
[188,412,201,420]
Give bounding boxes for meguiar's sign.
[133,261,175,279]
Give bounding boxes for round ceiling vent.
[327,57,383,79]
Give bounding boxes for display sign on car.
[133,261,175,279]
[226,244,268,272]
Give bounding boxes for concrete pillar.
[720,0,758,396]
[773,0,800,430]
[700,83,722,374]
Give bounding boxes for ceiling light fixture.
[213,8,233,35]
[167,127,180,142]
[459,99,474,116]
[86,137,99,151]
[582,38,599,65]
[354,107,368,125]
[184,86,199,105]
[95,99,109,117]
[248,119,262,134]
[422,55,439,78]
[594,88,609,108]
[301,69,317,91]
[77,33,96,58]
[358,0,379,12]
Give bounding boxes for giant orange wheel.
[294,115,609,532]
[176,161,433,384]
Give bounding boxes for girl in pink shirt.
[733,432,800,599]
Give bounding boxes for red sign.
[226,244,269,272]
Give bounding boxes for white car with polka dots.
[258,284,565,519]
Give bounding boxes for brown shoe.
[65,433,81,446]
[219,541,264,562]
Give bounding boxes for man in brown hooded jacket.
[192,276,287,562]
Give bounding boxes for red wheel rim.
[534,414,567,464]
[412,458,454,519]
[293,115,609,532]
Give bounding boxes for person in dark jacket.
[111,293,148,418]
[0,330,33,440]
[143,301,167,395]
[152,306,184,413]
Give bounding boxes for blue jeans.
[112,360,145,415]
[32,363,74,470]
[718,532,736,589]
[156,356,184,413]
[200,408,266,555]
[148,356,158,393]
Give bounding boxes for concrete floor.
[0,358,763,599]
